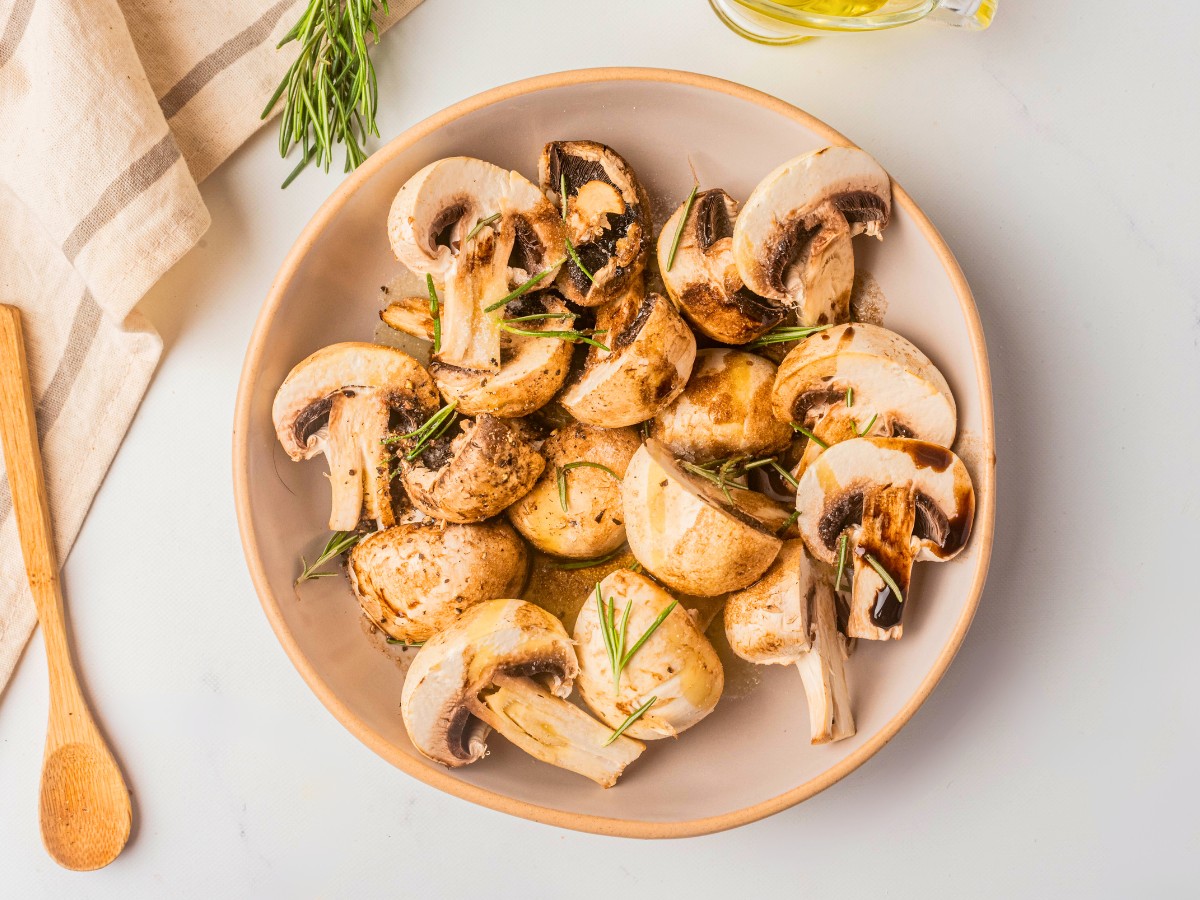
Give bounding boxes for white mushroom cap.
[724,542,855,744]
[657,188,784,344]
[348,520,529,643]
[621,440,789,596]
[558,289,697,427]
[795,437,975,640]
[650,349,793,461]
[401,599,644,786]
[506,422,641,558]
[388,157,564,372]
[539,141,651,307]
[431,294,574,418]
[733,147,891,326]
[401,414,544,523]
[272,342,439,530]
[575,569,723,740]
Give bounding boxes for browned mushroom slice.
[380,294,434,341]
[794,437,975,640]
[506,422,641,558]
[400,414,544,523]
[348,519,529,643]
[401,599,644,787]
[272,343,439,530]
[733,147,891,326]
[658,188,784,344]
[558,288,696,428]
[621,440,789,596]
[540,141,651,307]
[388,157,565,373]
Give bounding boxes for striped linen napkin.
[0,0,421,694]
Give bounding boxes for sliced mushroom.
[272,342,440,530]
[650,349,792,461]
[657,189,784,344]
[400,599,644,786]
[558,288,696,427]
[430,293,574,417]
[348,519,529,643]
[795,437,975,640]
[380,295,434,341]
[622,440,789,596]
[574,569,723,739]
[400,414,544,523]
[725,541,855,743]
[733,147,891,326]
[539,141,651,307]
[506,423,641,558]
[388,157,564,372]
[772,323,956,475]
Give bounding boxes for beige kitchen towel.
[0,0,422,695]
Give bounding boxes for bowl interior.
[236,72,992,834]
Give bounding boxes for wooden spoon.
[0,305,131,870]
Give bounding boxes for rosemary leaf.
[846,386,854,408]
[385,637,425,647]
[862,551,904,603]
[498,323,610,352]
[483,260,566,312]
[464,212,500,244]
[834,534,849,591]
[747,324,832,348]
[426,274,441,353]
[769,459,799,489]
[296,530,362,584]
[666,185,698,272]
[777,509,800,535]
[790,422,829,449]
[556,461,620,513]
[604,695,657,745]
[564,235,595,284]
[853,413,879,437]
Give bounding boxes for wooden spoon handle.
[0,305,86,720]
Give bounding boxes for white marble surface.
[2,0,1197,894]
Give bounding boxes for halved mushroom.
[429,293,574,417]
[574,569,723,739]
[724,541,855,743]
[657,188,784,344]
[772,323,956,475]
[348,519,529,643]
[650,349,792,461]
[795,437,975,640]
[400,414,544,523]
[539,141,651,307]
[400,599,644,786]
[388,157,564,372]
[733,147,891,326]
[506,422,641,558]
[272,342,440,530]
[558,288,696,427]
[622,440,790,596]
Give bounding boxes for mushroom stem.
[794,578,855,744]
[469,674,644,788]
[325,391,392,530]
[849,485,918,640]
[437,227,511,372]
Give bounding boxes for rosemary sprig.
[426,274,441,353]
[594,585,678,691]
[464,212,500,244]
[747,324,832,348]
[559,174,596,284]
[629,561,644,574]
[777,509,800,535]
[503,312,577,323]
[557,461,620,512]
[483,260,566,312]
[498,323,609,352]
[853,413,878,437]
[834,534,849,591]
[263,0,389,188]
[604,696,657,745]
[790,423,829,449]
[862,551,904,603]
[296,530,362,584]
[385,636,425,647]
[679,460,751,505]
[665,185,698,272]
[547,547,626,570]
[383,401,459,461]
[846,386,854,407]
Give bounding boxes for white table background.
[2,0,1197,895]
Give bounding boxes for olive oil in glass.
[771,0,889,15]
[709,0,996,44]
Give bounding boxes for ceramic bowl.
[234,68,995,838]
